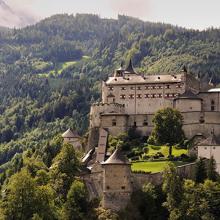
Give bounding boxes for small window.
[130,86,135,90]
[204,147,207,150]
[137,86,141,90]
[120,94,126,99]
[211,100,215,111]
[121,186,125,190]
[144,94,149,98]
[137,94,142,99]
[213,147,216,150]
[108,86,113,91]
[166,85,170,89]
[129,94,134,99]
[106,186,110,190]
[112,119,116,126]
[134,122,137,127]
[121,87,126,90]
[143,120,148,126]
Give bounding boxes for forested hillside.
[0,13,220,183]
[0,13,220,219]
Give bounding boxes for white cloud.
[106,0,151,18]
[0,0,37,27]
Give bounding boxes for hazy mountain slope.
[0,0,36,28]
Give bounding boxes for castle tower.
[101,148,132,211]
[62,128,82,151]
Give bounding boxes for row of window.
[108,84,182,91]
[119,93,180,99]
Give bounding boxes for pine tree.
[207,156,218,182]
[195,158,207,183]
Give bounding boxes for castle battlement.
[92,102,125,108]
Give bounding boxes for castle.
[82,60,220,211]
[88,59,220,149]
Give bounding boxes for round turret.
[101,148,132,211]
[62,128,82,150]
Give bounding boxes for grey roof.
[106,73,183,85]
[198,133,220,146]
[62,128,80,138]
[124,59,136,74]
[175,90,202,100]
[102,148,130,165]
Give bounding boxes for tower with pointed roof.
[62,128,82,151]
[198,130,220,173]
[101,148,132,211]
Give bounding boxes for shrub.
[142,154,150,160]
[143,147,149,154]
[131,156,140,161]
[151,145,161,150]
[156,152,165,158]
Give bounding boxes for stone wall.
[98,110,220,139]
[89,103,125,128]
[131,162,198,189]
[83,161,200,207]
[174,99,202,112]
[87,127,99,151]
[198,145,220,174]
[200,92,220,112]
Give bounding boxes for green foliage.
[149,108,185,146]
[207,156,218,182]
[1,168,56,220]
[149,108,185,157]
[0,14,220,176]
[61,180,89,220]
[162,163,183,219]
[1,14,220,219]
[50,143,80,199]
[195,158,207,183]
[121,183,168,220]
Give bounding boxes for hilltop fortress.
[88,60,220,150]
[81,60,220,211]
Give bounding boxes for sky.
[3,0,220,30]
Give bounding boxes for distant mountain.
[0,13,220,175]
[0,0,36,28]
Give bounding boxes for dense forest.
[0,13,220,219]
